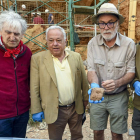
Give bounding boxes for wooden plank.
[128,0,133,37]
[129,0,137,41]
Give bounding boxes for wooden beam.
[128,0,137,41]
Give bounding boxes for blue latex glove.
[32,112,44,122]
[133,81,140,96]
[88,83,100,95]
[88,83,104,104]
[89,96,104,104]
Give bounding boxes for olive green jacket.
[30,50,89,124]
[131,45,140,110]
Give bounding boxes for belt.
[59,102,75,107]
[104,88,127,95]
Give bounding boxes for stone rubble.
[26,110,135,140]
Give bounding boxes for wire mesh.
[0,0,97,55]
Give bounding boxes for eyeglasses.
[98,20,118,29]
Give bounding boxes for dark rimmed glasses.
[98,20,118,29]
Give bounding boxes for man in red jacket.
[33,12,44,24]
[0,10,32,138]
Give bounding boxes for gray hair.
[0,10,27,35]
[46,25,66,40]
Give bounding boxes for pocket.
[114,62,126,79]
[94,59,105,66]
[94,59,105,78]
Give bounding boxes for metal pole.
[36,1,38,12]
[69,0,74,51]
[15,0,17,12]
[1,0,3,11]
[7,0,9,10]
[118,0,120,12]
[66,1,69,46]
[94,0,97,36]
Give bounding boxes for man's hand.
[102,80,116,92]
[88,83,104,104]
[133,81,140,96]
[32,112,44,122]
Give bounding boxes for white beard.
[101,24,118,41]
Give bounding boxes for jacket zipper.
[14,59,19,116]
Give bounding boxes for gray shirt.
[87,33,136,94]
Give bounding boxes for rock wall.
[22,25,47,54]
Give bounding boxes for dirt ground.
[26,109,135,140]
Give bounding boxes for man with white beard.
[87,3,136,140]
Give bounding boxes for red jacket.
[0,44,32,119]
[33,17,44,24]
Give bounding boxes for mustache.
[103,30,112,34]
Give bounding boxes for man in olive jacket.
[30,25,89,140]
[131,44,140,140]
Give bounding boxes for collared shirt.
[52,51,74,105]
[87,33,136,94]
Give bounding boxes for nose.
[104,24,109,30]
[53,40,58,45]
[10,33,16,40]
